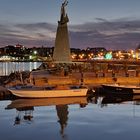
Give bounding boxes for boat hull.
[101,84,140,94]
[8,88,88,98]
[133,89,140,94]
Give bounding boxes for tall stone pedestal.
[53,0,71,63]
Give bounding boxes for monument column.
[53,0,71,62]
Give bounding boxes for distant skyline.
[0,0,140,50]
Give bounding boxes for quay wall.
[84,77,140,85]
[0,86,11,98]
[34,76,140,86]
[32,70,140,86]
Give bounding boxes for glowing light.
[29,56,32,59]
[105,53,112,60]
[33,51,37,55]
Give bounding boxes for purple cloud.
[0,18,140,49]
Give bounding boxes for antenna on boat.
[19,72,24,85]
[80,72,84,86]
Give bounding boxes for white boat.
[101,84,140,94]
[8,85,88,98]
[6,97,88,109]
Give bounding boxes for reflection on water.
[13,105,69,137]
[1,94,140,140]
[100,94,140,106]
[13,104,70,137]
[0,62,41,76]
[5,97,88,138]
[56,105,69,137]
[14,107,34,125]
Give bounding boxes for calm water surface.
[1,95,140,140]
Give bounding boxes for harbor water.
[0,62,42,76]
[1,62,140,140]
[1,95,140,140]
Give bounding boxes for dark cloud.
[16,22,56,32]
[69,19,140,49]
[37,33,46,38]
[70,19,140,32]
[0,19,140,49]
[95,18,109,22]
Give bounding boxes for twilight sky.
[0,0,140,50]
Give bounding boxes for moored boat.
[101,84,140,94]
[8,85,88,98]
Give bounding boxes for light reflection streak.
[0,62,41,76]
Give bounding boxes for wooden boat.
[6,97,88,109]
[8,85,88,98]
[101,84,140,94]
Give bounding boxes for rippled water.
[0,62,42,76]
[1,95,140,140]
